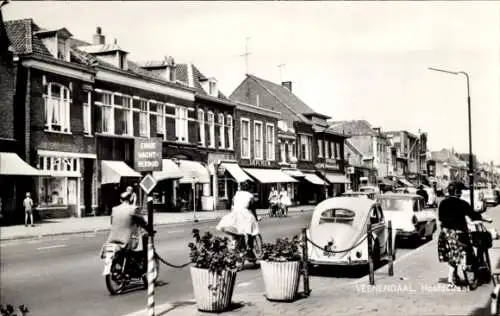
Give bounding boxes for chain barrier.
[304,224,386,254]
[153,247,191,269]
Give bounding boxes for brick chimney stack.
[92,26,105,45]
[282,81,292,92]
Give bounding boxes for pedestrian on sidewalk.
[437,181,489,287]
[279,187,291,216]
[23,192,34,227]
[126,185,138,207]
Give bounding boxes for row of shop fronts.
[0,149,350,223]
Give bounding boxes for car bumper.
[309,259,369,266]
[396,230,418,238]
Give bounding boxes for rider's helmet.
[447,181,465,198]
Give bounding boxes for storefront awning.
[177,160,210,184]
[304,173,327,186]
[153,159,183,182]
[0,152,47,176]
[243,168,298,184]
[325,173,351,184]
[282,169,305,178]
[101,160,141,185]
[398,178,415,187]
[221,163,252,183]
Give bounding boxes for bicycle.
[457,219,494,291]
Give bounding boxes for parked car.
[461,189,486,213]
[306,197,396,267]
[342,191,377,201]
[483,189,499,207]
[379,194,437,245]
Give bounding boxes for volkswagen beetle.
[306,197,396,267]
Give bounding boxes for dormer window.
[209,80,217,97]
[36,28,72,62]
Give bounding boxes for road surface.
[1,210,418,316]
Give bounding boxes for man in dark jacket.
[416,185,429,205]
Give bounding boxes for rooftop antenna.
[278,63,286,83]
[240,37,251,74]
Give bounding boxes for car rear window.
[380,198,414,211]
[319,208,355,224]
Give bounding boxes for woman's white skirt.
[216,209,259,236]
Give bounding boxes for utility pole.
[240,37,251,74]
[278,63,286,83]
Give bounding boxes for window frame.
[218,113,225,149]
[317,139,323,158]
[83,91,92,135]
[226,114,233,150]
[254,121,263,160]
[43,82,72,133]
[240,118,251,159]
[198,109,205,147]
[266,123,275,161]
[208,111,215,148]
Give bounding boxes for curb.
[0,208,313,242]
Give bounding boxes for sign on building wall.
[134,138,162,172]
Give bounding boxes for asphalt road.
[0,209,419,316]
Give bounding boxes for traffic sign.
[134,138,162,172]
[140,174,157,195]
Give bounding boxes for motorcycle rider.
[437,181,491,287]
[106,192,155,268]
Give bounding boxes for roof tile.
[329,120,376,136]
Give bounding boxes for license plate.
[102,252,114,276]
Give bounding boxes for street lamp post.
[428,67,474,211]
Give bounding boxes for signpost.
[134,138,162,316]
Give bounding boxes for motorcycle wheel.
[142,257,160,288]
[105,259,127,295]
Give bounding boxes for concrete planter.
[190,266,237,312]
[260,260,301,301]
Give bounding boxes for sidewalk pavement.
[129,205,500,316]
[0,205,314,241]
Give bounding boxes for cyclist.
[437,181,491,287]
[216,181,259,254]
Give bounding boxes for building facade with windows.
[230,74,349,204]
[234,101,297,208]
[5,19,100,220]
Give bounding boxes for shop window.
[39,177,68,206]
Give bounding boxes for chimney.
[92,27,105,45]
[282,81,292,92]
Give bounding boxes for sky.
[4,1,500,164]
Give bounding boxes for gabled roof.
[77,43,127,54]
[244,74,315,123]
[430,149,465,167]
[34,27,72,39]
[345,139,363,156]
[5,18,52,57]
[329,120,377,136]
[175,63,229,100]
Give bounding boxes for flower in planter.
[262,235,303,262]
[188,229,245,295]
[0,304,29,316]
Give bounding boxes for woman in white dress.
[279,187,292,216]
[216,182,259,248]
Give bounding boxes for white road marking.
[122,302,175,316]
[37,244,67,250]
[237,282,252,287]
[167,229,184,234]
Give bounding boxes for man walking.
[23,192,34,227]
[417,185,429,206]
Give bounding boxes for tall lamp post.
[428,67,474,211]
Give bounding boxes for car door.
[370,205,387,255]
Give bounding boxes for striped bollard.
[147,236,155,316]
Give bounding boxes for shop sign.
[315,162,339,170]
[248,159,272,167]
[134,138,162,172]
